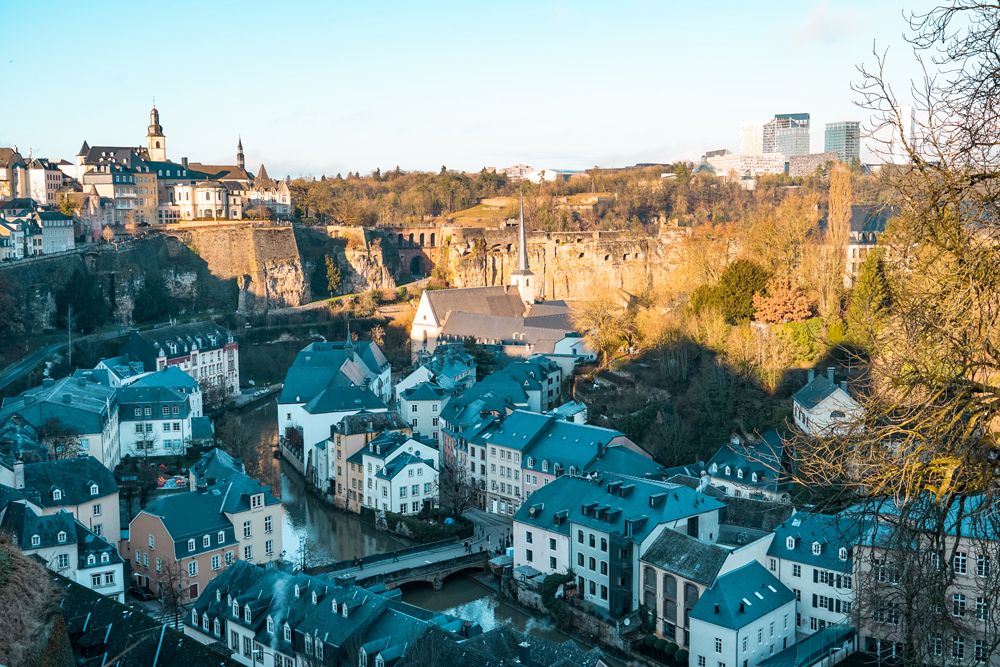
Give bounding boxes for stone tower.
[237,136,245,170]
[146,105,166,162]
[509,194,535,304]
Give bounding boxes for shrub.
[654,639,668,652]
[675,649,689,663]
[664,642,679,657]
[645,634,658,647]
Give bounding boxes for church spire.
[515,193,530,274]
[237,136,245,170]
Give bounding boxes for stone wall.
[167,225,309,311]
[439,226,690,300]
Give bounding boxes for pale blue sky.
[0,0,934,177]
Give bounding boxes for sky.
[0,0,937,177]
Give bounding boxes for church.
[410,199,593,365]
[70,106,291,224]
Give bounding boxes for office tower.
[740,120,766,155]
[763,113,810,155]
[824,121,861,162]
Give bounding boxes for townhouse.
[481,358,563,413]
[395,345,476,400]
[513,473,726,619]
[328,411,410,511]
[122,322,240,395]
[705,431,792,503]
[117,384,193,457]
[0,375,120,469]
[792,368,863,437]
[128,488,241,600]
[0,456,120,542]
[0,501,125,602]
[399,381,449,443]
[354,431,439,516]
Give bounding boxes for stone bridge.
[352,551,490,591]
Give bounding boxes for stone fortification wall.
[169,225,308,311]
[440,226,690,300]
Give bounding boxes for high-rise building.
[824,121,861,162]
[775,126,811,159]
[763,113,810,155]
[739,120,766,155]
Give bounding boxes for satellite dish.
[623,618,631,626]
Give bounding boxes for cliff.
[440,226,690,299]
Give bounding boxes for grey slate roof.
[640,528,730,586]
[791,374,839,410]
[139,490,239,559]
[375,451,436,481]
[278,341,387,405]
[1,503,77,550]
[707,430,790,494]
[303,385,387,415]
[440,312,571,352]
[57,571,242,667]
[131,365,200,391]
[689,561,796,631]
[333,411,409,436]
[423,286,527,322]
[416,625,605,667]
[117,385,191,421]
[0,413,47,463]
[190,448,245,488]
[21,456,118,507]
[515,473,725,546]
[400,382,448,402]
[766,512,867,573]
[0,376,116,437]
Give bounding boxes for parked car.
[128,586,155,601]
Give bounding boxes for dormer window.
[294,584,300,597]
[251,494,264,509]
[52,489,62,501]
[737,469,743,479]
[569,466,577,476]
[202,613,209,631]
[227,594,232,605]
[342,603,349,617]
[311,590,317,604]
[267,616,274,633]
[192,608,198,624]
[101,552,109,563]
[542,460,549,472]
[188,539,196,552]
[90,484,99,495]
[232,601,239,617]
[244,605,251,622]
[526,457,533,468]
[751,472,758,482]
[284,624,292,642]
[144,406,152,416]
[305,636,314,655]
[57,531,67,543]
[711,463,718,473]
[812,541,822,555]
[786,536,795,550]
[218,531,225,543]
[839,547,848,561]
[172,405,179,415]
[87,554,95,565]
[30,534,40,547]
[217,591,222,602]
[214,618,220,635]
[725,466,732,476]
[135,407,141,417]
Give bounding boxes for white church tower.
[510,194,536,304]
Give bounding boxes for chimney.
[807,369,815,384]
[739,602,745,613]
[13,461,25,490]
[42,378,54,387]
[714,604,720,614]
[518,642,531,665]
[462,620,471,638]
[63,393,73,403]
[181,157,188,169]
[827,367,835,383]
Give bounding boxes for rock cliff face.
[441,226,691,299]
[167,225,309,311]
[339,237,400,294]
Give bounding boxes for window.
[244,545,253,560]
[212,554,221,570]
[92,574,101,586]
[265,516,273,533]
[218,531,225,543]
[792,564,801,577]
[53,489,62,501]
[743,638,747,653]
[189,560,198,576]
[699,659,706,667]
[578,553,584,567]
[90,483,99,495]
[526,531,533,544]
[812,541,822,555]
[203,535,210,548]
[955,551,968,574]
[266,539,274,555]
[188,539,195,552]
[578,530,584,544]
[526,549,533,562]
[284,625,292,642]
[251,494,263,509]
[267,616,274,633]
[589,557,596,571]
[589,534,596,548]
[244,521,252,538]
[976,640,987,663]
[953,636,966,660]
[600,537,608,552]
[978,554,992,578]
[715,638,723,653]
[978,597,990,621]
[57,554,68,568]
[600,561,608,575]
[954,594,967,617]
[550,557,557,569]
[933,634,943,657]
[769,558,776,571]
[105,572,114,585]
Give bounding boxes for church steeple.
[237,136,245,170]
[509,192,535,304]
[145,103,166,162]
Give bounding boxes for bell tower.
[146,104,166,162]
[509,193,535,304]
[237,136,245,170]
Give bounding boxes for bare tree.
[437,462,476,519]
[37,418,81,460]
[157,558,189,630]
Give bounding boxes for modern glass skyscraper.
[763,113,810,155]
[824,121,861,162]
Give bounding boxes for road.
[0,343,67,391]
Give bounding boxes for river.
[241,399,608,657]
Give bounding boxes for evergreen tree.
[714,259,771,323]
[846,247,891,348]
[133,272,174,323]
[55,268,107,333]
[325,255,342,295]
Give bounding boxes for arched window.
[737,469,743,479]
[812,541,822,555]
[87,554,95,565]
[244,605,251,622]
[155,141,160,148]
[725,466,731,476]
[202,613,209,631]
[57,531,66,543]
[31,534,40,547]
[751,472,758,482]
[134,407,142,417]
[90,484,99,495]
[786,536,795,550]
[839,547,849,561]
[53,489,62,501]
[101,552,109,563]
